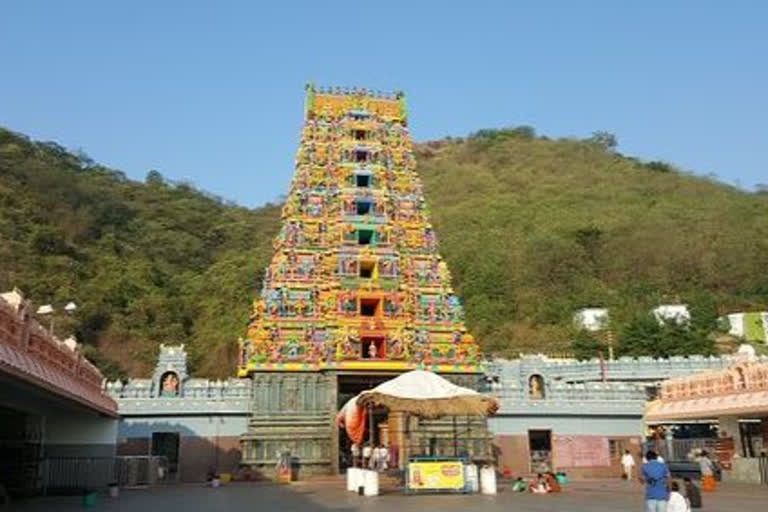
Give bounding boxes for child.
[667,481,690,512]
[683,477,702,509]
[511,477,527,492]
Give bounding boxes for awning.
[356,370,498,419]
[645,390,768,421]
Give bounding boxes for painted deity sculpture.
[238,85,483,375]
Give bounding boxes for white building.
[725,312,768,342]
[652,304,690,325]
[574,307,609,332]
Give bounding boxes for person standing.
[683,477,702,509]
[698,451,716,492]
[640,450,669,512]
[621,449,636,480]
[667,481,690,512]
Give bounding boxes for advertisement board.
[407,460,466,492]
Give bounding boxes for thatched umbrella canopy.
[355,370,498,419]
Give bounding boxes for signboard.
[407,460,465,492]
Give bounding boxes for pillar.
[327,372,339,474]
[664,429,674,460]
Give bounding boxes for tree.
[588,131,617,150]
[145,169,165,186]
[617,313,716,358]
[569,329,605,360]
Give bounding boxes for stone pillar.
[327,371,339,474]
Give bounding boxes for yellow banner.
[407,461,465,490]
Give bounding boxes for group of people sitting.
[510,472,564,493]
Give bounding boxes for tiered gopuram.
[239,85,481,374]
[238,85,486,475]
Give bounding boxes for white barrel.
[346,468,359,492]
[480,466,497,495]
[363,469,379,496]
[465,464,479,493]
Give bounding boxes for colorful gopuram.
[238,85,487,475]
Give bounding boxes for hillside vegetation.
[2,126,767,377]
[416,128,768,356]
[0,127,280,377]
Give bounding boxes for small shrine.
[238,85,489,475]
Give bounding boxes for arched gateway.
[238,85,489,476]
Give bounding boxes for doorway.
[337,374,392,472]
[151,432,180,478]
[528,429,552,473]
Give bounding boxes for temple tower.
[239,85,487,475]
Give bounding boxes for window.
[360,298,380,317]
[355,150,368,163]
[354,130,367,141]
[359,260,375,279]
[358,229,373,245]
[356,174,371,188]
[355,200,372,215]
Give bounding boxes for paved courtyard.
[7,479,768,511]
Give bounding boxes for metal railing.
[40,455,170,495]
[42,457,115,495]
[644,438,721,462]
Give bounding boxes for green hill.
[0,127,280,377]
[416,128,768,355]
[1,126,767,377]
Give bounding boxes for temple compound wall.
[106,345,252,482]
[485,354,743,479]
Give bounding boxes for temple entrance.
[529,429,552,473]
[151,432,180,478]
[337,374,393,472]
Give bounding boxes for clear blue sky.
[2,1,766,207]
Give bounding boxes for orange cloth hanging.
[335,397,366,445]
[701,475,716,492]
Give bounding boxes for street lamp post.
[36,301,78,336]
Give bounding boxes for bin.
[362,469,379,496]
[346,468,360,492]
[480,466,497,495]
